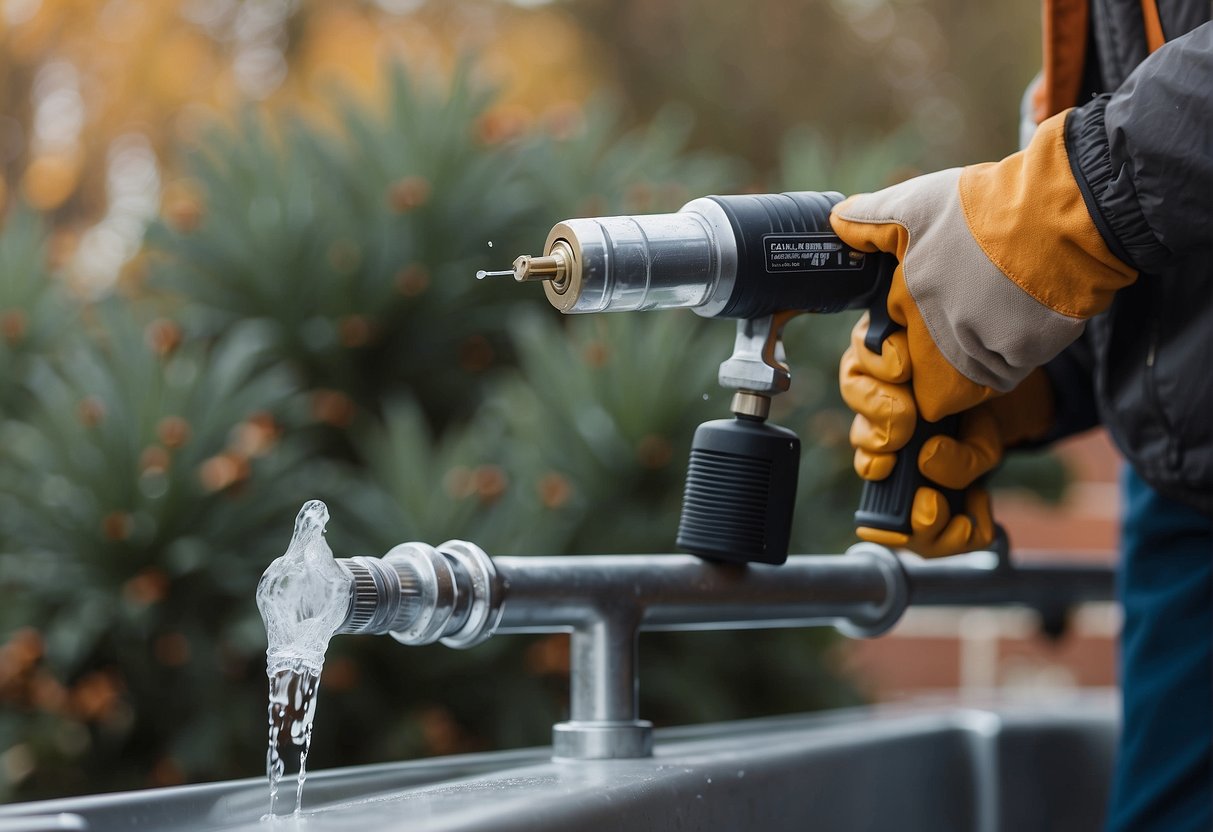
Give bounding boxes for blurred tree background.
[0,0,1053,802]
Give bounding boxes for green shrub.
[0,301,329,796]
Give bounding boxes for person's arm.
[831,23,1211,556]
[1067,22,1213,273]
[1025,24,1213,448]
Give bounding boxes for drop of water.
[487,240,493,247]
[475,270,488,280]
[257,500,352,818]
[702,393,709,401]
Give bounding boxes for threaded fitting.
[336,556,419,635]
[334,541,501,648]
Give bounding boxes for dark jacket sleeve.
[1036,331,1101,446]
[1064,22,1213,272]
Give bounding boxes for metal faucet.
[333,540,1113,761]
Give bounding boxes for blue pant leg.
[1107,468,1212,832]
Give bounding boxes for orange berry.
[395,264,430,296]
[144,319,183,357]
[156,416,191,449]
[386,176,431,213]
[0,310,28,345]
[636,435,673,469]
[472,465,508,504]
[77,396,106,427]
[309,389,356,428]
[537,472,573,509]
[101,511,134,541]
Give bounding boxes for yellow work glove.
[830,111,1137,424]
[840,316,1055,557]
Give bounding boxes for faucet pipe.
[336,544,1113,642]
[333,542,1114,759]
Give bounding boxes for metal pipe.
[488,549,901,634]
[901,553,1115,607]
[334,541,1115,760]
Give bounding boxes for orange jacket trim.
[1141,0,1167,52]
[1032,0,1090,124]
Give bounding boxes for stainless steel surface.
[0,697,1118,832]
[335,538,1113,760]
[0,815,87,831]
[539,197,738,314]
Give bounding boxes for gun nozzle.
[476,239,574,299]
[514,240,572,293]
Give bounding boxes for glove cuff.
[959,111,1138,318]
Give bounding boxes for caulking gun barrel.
[513,192,886,319]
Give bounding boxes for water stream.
[256,500,352,818]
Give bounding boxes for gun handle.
[854,415,965,534]
[853,254,966,535]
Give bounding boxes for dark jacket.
[1045,12,1211,515]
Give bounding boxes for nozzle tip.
[476,269,517,281]
[475,244,571,290]
[514,249,568,288]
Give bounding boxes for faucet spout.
[335,540,502,648]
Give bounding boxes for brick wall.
[837,430,1121,701]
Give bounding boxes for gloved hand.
[830,111,1137,424]
[840,315,1056,557]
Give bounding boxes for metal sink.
[0,695,1116,832]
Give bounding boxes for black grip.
[854,415,965,534]
[852,253,966,535]
[676,417,800,566]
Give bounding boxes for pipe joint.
[834,542,910,639]
[336,540,502,648]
